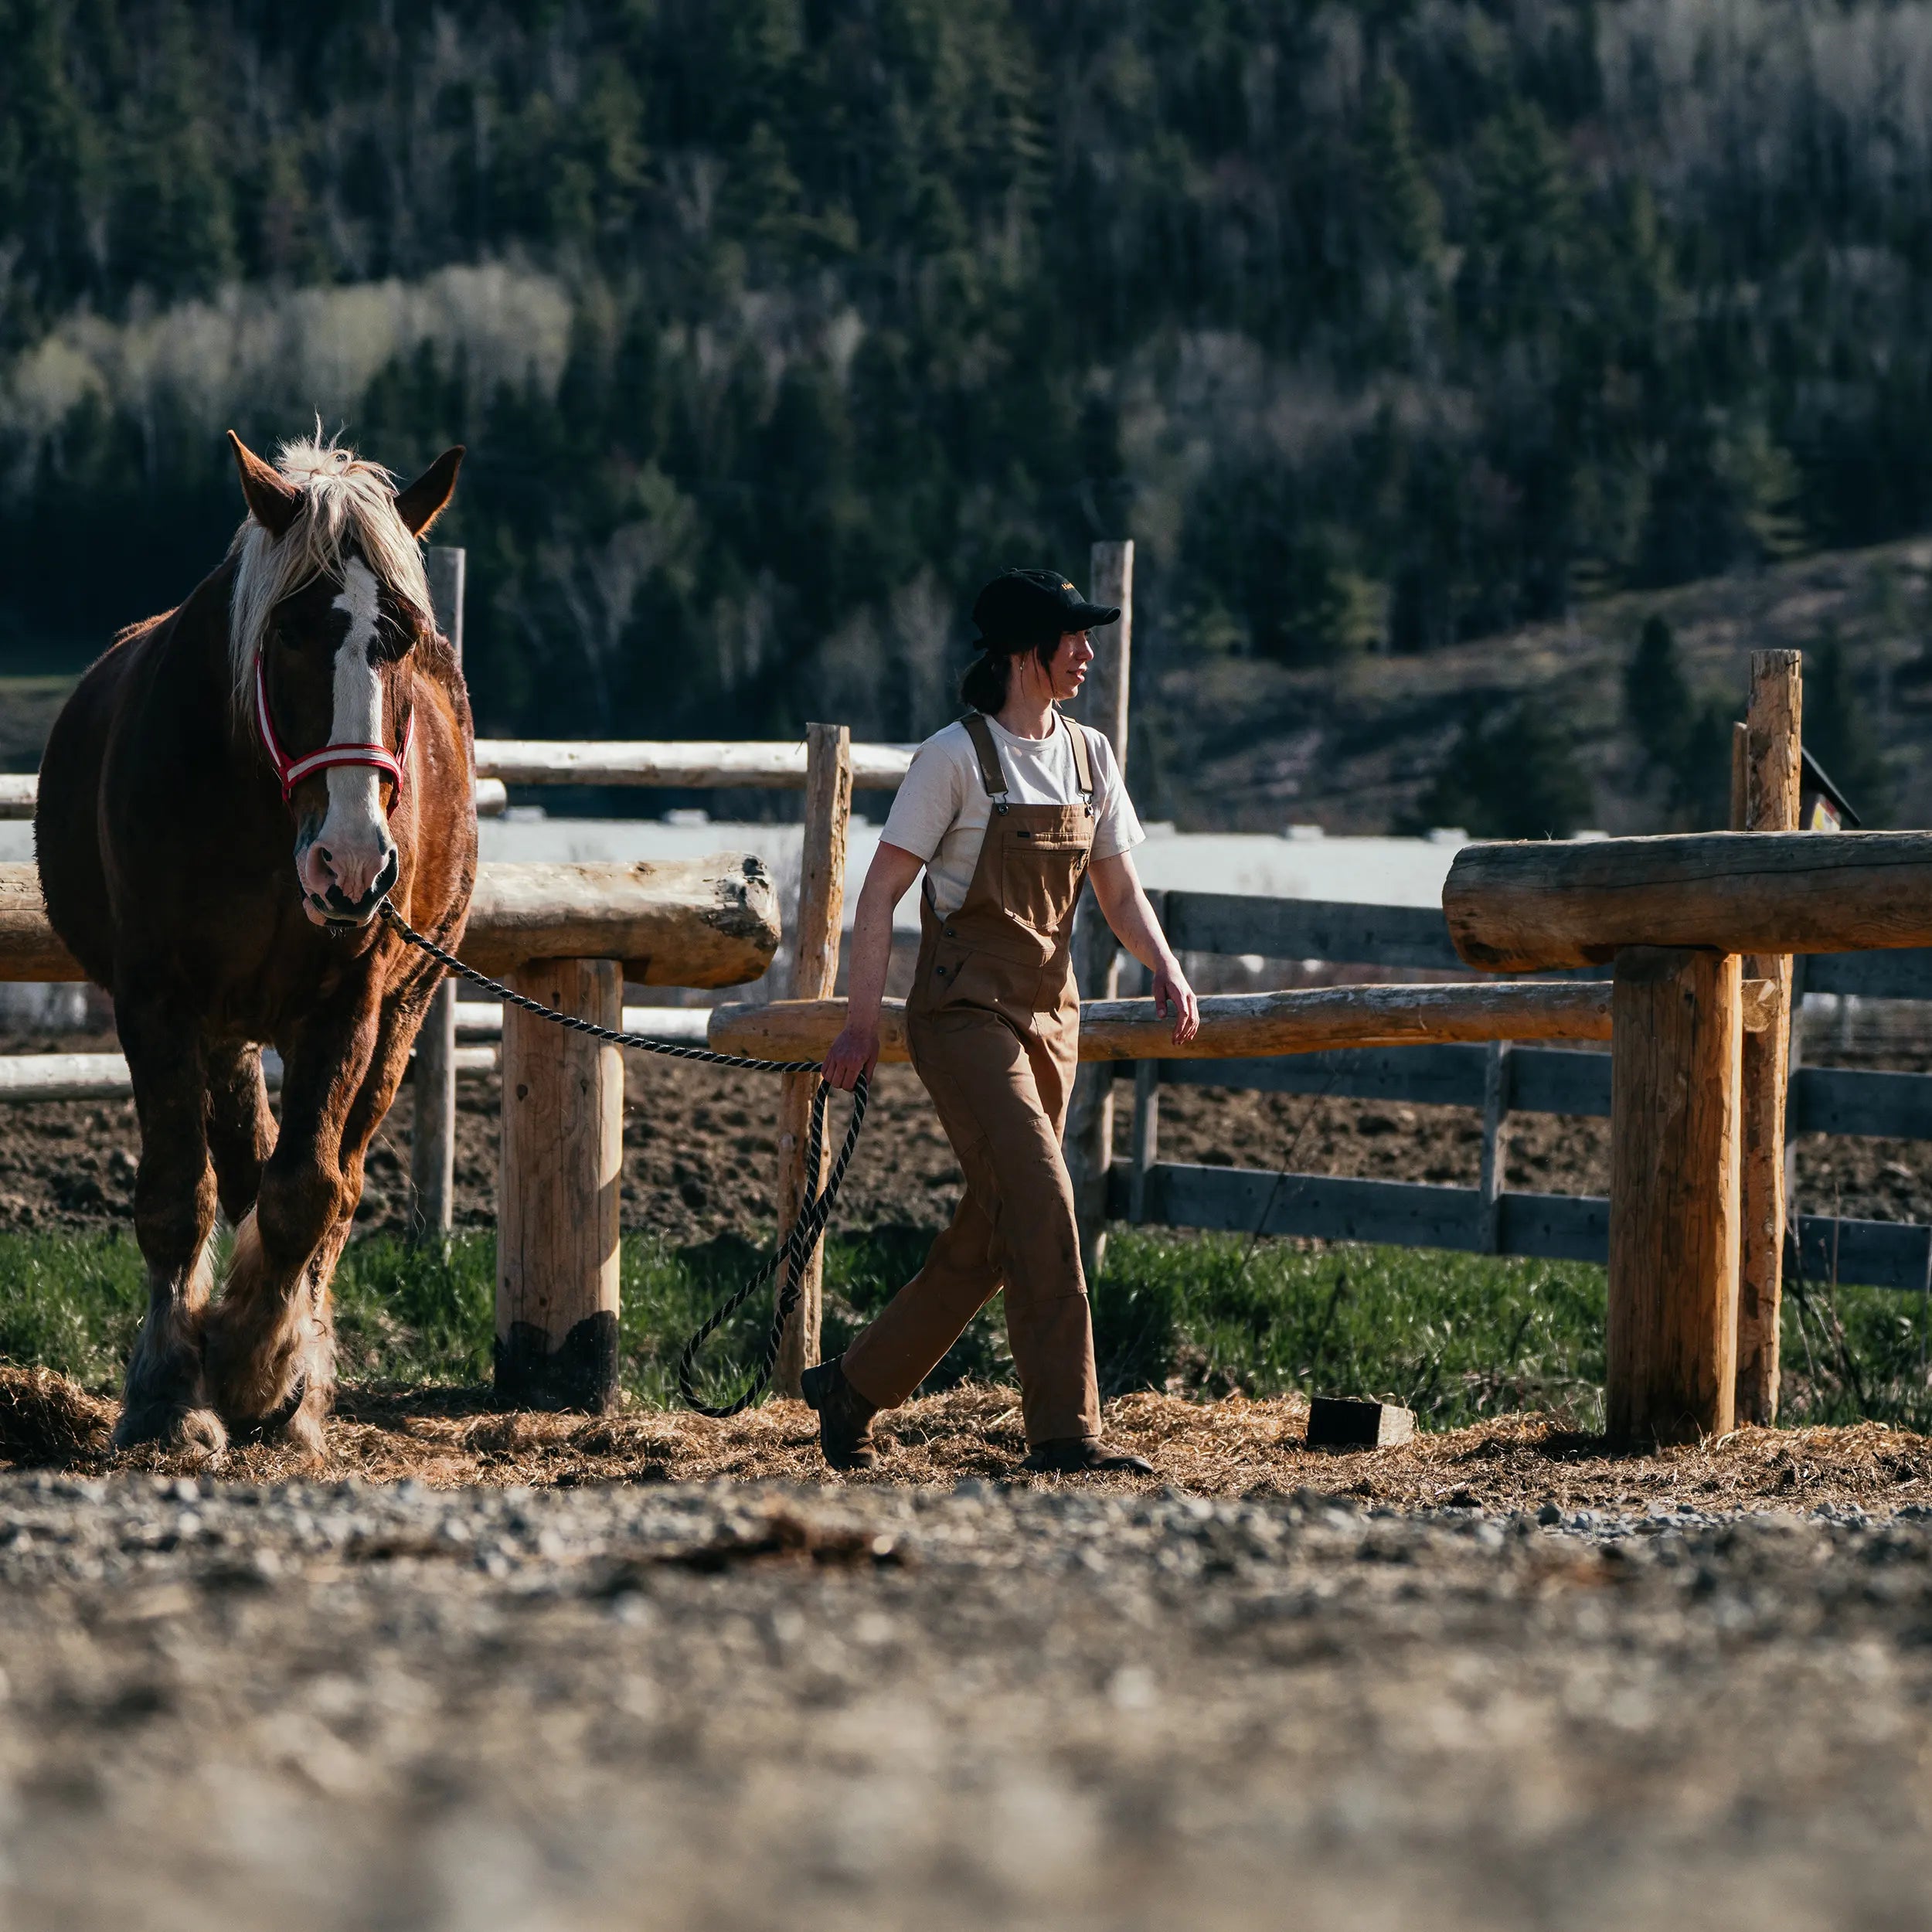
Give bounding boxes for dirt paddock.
[9,1023,1932,1927]
[3,1376,1932,1929]
[9,1029,1932,1243]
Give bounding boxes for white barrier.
[0,1045,498,1104]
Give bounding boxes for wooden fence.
[1106,888,1932,1294]
[17,541,1932,1442]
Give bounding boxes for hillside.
[7,536,1923,842]
[10,2,1932,754]
[1141,537,1932,837]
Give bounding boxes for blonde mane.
[226,434,434,730]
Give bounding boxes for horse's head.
[227,431,464,927]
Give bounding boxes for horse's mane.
[225,434,434,734]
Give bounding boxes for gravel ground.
[2,1471,1930,1931]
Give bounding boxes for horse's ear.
[393,446,464,536]
[226,430,301,539]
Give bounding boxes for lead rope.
[376,900,868,1417]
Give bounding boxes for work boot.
[800,1356,879,1471]
[1021,1437,1155,1476]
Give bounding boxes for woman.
[804,567,1199,1474]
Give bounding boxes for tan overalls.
[841,711,1104,1446]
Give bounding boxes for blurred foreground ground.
[1,1406,1929,1932]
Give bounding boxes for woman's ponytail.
[959,651,1010,713]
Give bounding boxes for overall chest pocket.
[998,822,1092,944]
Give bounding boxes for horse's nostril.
[317,846,332,866]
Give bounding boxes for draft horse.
[36,432,477,1453]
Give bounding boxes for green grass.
[3,1223,1929,1433]
[0,1230,147,1388]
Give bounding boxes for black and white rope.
[378,899,869,1416]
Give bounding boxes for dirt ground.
[3,1023,1928,1243]
[5,1367,1932,1507]
[3,1435,1931,1930]
[9,1012,1932,1928]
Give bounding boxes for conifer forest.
[2,0,1930,814]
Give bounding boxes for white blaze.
[317,559,390,898]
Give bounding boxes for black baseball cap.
[971,567,1121,652]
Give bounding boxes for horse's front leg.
[202,971,435,1450]
[202,992,384,1451]
[114,993,225,1453]
[206,1038,277,1226]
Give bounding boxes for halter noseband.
[254,652,414,812]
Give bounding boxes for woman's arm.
[1088,849,1199,1044]
[822,841,927,1090]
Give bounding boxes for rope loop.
[376,900,868,1414]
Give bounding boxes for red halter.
[255,653,414,811]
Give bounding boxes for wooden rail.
[3,749,913,820]
[0,1044,495,1103]
[1131,1039,1930,1141]
[709,981,1780,1065]
[1444,830,1932,973]
[2,771,507,820]
[472,738,913,789]
[0,857,781,986]
[1109,1163,1932,1294]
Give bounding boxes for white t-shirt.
[879,713,1145,915]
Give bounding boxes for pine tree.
[1624,615,1694,774]
[1359,76,1440,269]
[1417,699,1594,840]
[1459,99,1580,345]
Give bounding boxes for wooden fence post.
[1063,539,1134,1281]
[1607,945,1743,1445]
[409,984,457,1247]
[496,957,623,1410]
[411,546,466,1247]
[1477,1039,1512,1253]
[1734,651,1801,1424]
[773,723,852,1396]
[1127,893,1165,1226]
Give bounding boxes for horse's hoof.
[113,1403,228,1459]
[281,1402,329,1458]
[218,1371,332,1456]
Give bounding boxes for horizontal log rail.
[460,858,779,984]
[0,856,781,987]
[3,773,507,821]
[1445,830,1932,972]
[452,1002,710,1042]
[0,1044,496,1104]
[1111,1160,1932,1292]
[708,980,1780,1065]
[0,734,918,823]
[472,739,914,790]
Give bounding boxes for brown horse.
[36,431,478,1454]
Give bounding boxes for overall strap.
[1063,714,1096,801]
[961,713,1009,802]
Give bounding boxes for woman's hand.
[823,1022,880,1091]
[1151,956,1199,1046]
